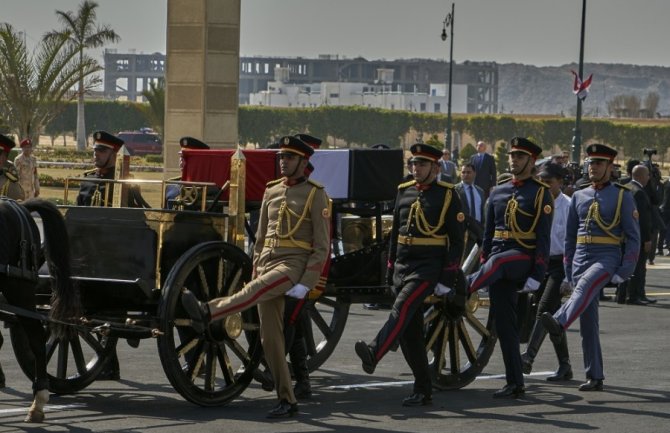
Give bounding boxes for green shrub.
[145,154,164,164]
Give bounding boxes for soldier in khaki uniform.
[0,133,24,388]
[0,134,25,201]
[182,135,331,418]
[14,139,40,199]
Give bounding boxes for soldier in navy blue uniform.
[542,144,640,392]
[466,137,553,398]
[355,143,465,407]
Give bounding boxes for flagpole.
[571,0,587,163]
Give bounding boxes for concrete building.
[103,52,498,113]
[103,49,165,101]
[249,67,468,113]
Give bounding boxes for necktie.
[468,185,477,221]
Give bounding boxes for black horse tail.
[23,198,81,337]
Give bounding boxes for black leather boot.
[547,331,572,381]
[290,338,312,399]
[521,321,547,375]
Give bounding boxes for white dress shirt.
[551,192,571,256]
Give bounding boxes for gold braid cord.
[275,186,317,245]
[91,185,102,207]
[584,187,624,241]
[406,189,452,241]
[504,187,545,249]
[0,181,9,196]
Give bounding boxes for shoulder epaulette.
[398,179,417,189]
[307,178,324,188]
[266,178,283,187]
[497,177,512,185]
[436,180,455,189]
[615,182,632,190]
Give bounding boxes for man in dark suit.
[616,164,653,305]
[455,163,486,264]
[455,163,485,224]
[470,141,497,198]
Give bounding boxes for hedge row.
[43,102,670,158]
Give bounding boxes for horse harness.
[0,198,39,282]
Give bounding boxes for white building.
[249,67,468,114]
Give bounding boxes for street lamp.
[440,3,455,159]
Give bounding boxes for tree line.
[33,101,670,162]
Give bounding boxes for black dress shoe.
[626,299,647,306]
[355,341,376,374]
[181,289,211,333]
[266,399,298,418]
[540,312,563,337]
[493,384,525,398]
[546,363,573,381]
[642,297,657,304]
[402,393,432,407]
[252,368,275,392]
[293,380,312,399]
[578,379,603,391]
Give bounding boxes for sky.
[2,0,670,67]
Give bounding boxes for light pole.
[571,0,587,163]
[441,3,455,158]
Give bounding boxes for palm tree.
[0,23,101,145]
[45,0,120,151]
[141,79,165,137]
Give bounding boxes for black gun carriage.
[1,146,502,407]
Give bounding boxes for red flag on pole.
[571,70,593,101]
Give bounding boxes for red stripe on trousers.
[211,275,290,320]
[289,298,306,325]
[376,280,431,361]
[564,271,610,329]
[469,253,531,293]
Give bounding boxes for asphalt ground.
[1,256,669,432]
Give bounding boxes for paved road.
[1,257,669,432]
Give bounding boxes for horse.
[0,198,80,423]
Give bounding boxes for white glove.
[519,277,541,293]
[434,283,452,296]
[610,274,625,285]
[559,280,572,295]
[286,283,310,299]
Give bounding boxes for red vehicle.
[117,130,163,156]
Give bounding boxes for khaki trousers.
[206,269,296,404]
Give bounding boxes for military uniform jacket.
[483,177,553,282]
[564,182,640,281]
[388,179,465,287]
[0,162,25,201]
[76,168,115,206]
[253,178,331,290]
[13,154,39,199]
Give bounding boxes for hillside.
[498,63,670,116]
